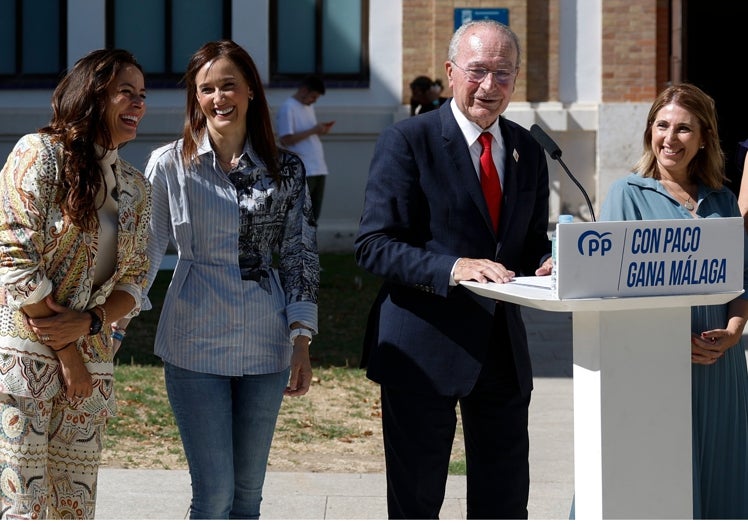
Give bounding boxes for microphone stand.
[555,155,596,222]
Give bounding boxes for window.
[270,0,369,88]
[0,0,66,87]
[0,0,231,89]
[107,0,231,87]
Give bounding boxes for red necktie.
[478,132,502,231]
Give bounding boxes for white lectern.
[463,279,740,519]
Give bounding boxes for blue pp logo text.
[577,231,613,256]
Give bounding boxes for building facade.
[1,1,744,251]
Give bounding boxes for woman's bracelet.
[289,327,313,346]
[111,324,126,341]
[94,305,107,327]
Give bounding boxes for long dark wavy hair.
[180,40,280,181]
[39,49,143,232]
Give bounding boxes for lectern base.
[460,278,741,520]
[573,308,692,519]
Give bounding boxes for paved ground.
[94,305,748,520]
[95,306,575,520]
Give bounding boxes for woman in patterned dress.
[0,49,150,518]
[134,40,319,519]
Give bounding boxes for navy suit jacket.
[354,102,551,397]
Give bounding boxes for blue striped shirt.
[142,134,319,375]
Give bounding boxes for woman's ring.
[41,334,50,342]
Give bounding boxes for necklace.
[660,178,696,211]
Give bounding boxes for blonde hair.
[633,83,726,189]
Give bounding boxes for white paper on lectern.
[555,217,743,299]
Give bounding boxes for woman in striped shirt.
[139,40,319,519]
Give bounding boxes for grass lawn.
[105,252,384,468]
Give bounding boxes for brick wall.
[402,0,668,104]
[402,0,439,104]
[402,0,536,104]
[601,1,659,102]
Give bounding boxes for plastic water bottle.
[551,214,574,295]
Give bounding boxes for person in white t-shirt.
[276,75,333,225]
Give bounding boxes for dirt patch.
[268,372,386,473]
[101,371,386,472]
[101,369,464,472]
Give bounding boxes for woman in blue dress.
[599,83,748,519]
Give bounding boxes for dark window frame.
[105,0,232,89]
[0,0,371,91]
[0,0,68,89]
[269,0,370,89]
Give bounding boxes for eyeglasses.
[451,61,517,85]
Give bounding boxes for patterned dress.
[0,133,151,518]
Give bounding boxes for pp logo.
[577,231,613,256]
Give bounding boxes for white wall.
[597,102,651,208]
[559,0,602,104]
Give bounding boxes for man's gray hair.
[448,19,521,69]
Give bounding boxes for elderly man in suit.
[354,19,553,519]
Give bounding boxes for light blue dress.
[600,174,748,519]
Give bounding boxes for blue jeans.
[164,362,290,519]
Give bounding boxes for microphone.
[530,124,596,222]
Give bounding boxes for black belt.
[241,268,269,282]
